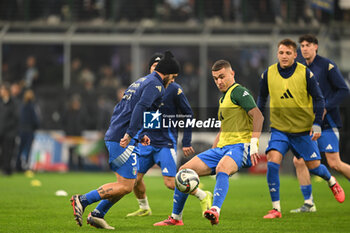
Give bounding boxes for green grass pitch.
[1,172,349,233]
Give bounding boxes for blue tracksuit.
[301,55,350,129]
[104,71,164,142]
[140,82,193,148]
[137,82,193,176]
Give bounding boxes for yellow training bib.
[267,63,314,133]
[217,84,253,148]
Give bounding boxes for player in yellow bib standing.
[257,38,345,219]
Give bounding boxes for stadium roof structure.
[0,20,332,45]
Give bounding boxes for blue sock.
[92,199,115,218]
[309,164,331,181]
[267,161,280,202]
[80,190,101,208]
[300,185,312,201]
[172,188,189,215]
[212,172,229,208]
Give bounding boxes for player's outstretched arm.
[248,107,264,166]
[306,69,324,141]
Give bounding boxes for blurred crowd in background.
[1,44,269,127]
[1,0,350,174]
[1,0,350,25]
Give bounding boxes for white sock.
[305,194,314,205]
[137,197,150,210]
[328,176,336,186]
[171,212,182,220]
[212,206,221,215]
[272,201,281,212]
[193,188,206,201]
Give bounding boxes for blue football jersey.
[105,72,164,142]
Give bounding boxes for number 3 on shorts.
[131,153,137,166]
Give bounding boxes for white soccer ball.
[175,168,200,194]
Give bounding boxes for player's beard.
[163,75,173,88]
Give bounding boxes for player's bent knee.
[120,180,136,194]
[163,177,175,190]
[328,162,341,171]
[215,163,225,173]
[165,182,175,190]
[122,185,134,194]
[326,156,342,171]
[135,177,143,184]
[293,157,305,166]
[305,160,320,169]
[216,164,234,175]
[135,178,144,187]
[267,150,283,164]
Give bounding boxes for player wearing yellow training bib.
[154,59,264,226]
[267,62,314,133]
[257,38,345,219]
[217,83,254,148]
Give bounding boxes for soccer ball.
[175,168,200,194]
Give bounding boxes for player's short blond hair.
[212,60,232,72]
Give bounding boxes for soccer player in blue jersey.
[290,34,350,213]
[70,51,181,229]
[126,53,203,217]
[258,39,345,219]
[154,59,264,226]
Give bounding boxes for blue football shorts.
[266,128,321,161]
[138,145,177,177]
[197,143,252,175]
[317,128,339,153]
[105,140,139,179]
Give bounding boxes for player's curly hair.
[299,34,318,45]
